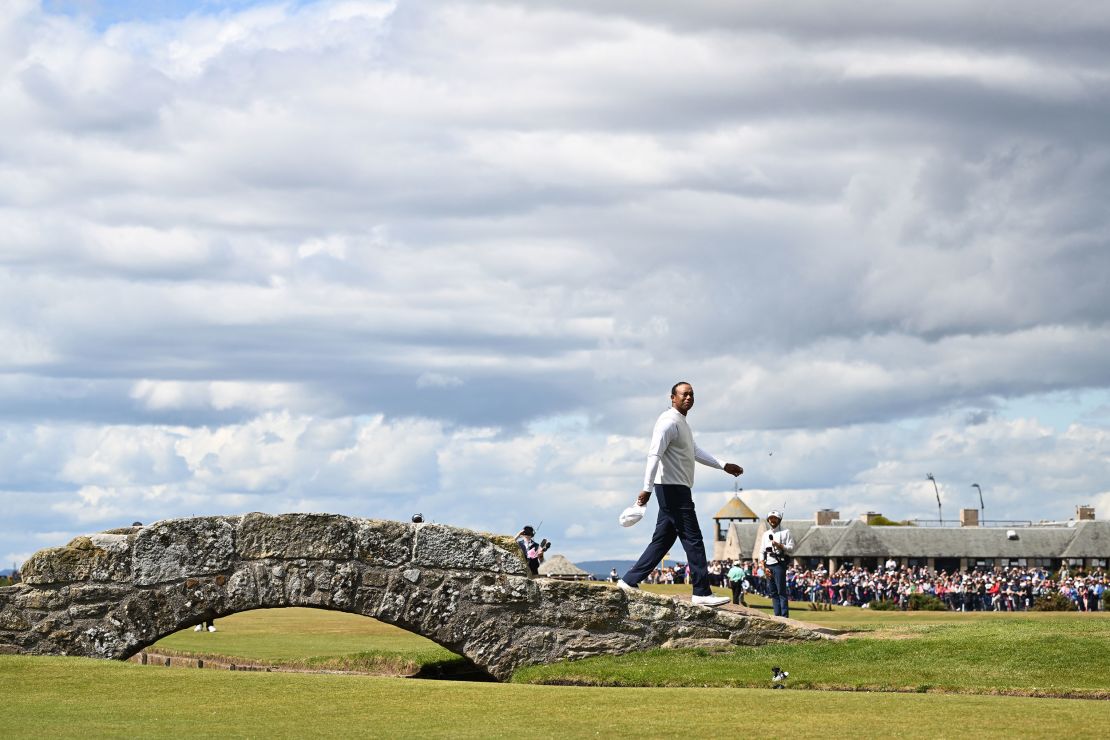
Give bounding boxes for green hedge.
[868,599,899,611]
[1032,592,1078,612]
[908,593,948,611]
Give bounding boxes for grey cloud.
[2,1,1110,562]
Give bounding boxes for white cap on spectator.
[767,509,783,520]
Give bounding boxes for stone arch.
[0,514,820,680]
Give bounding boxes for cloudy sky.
[3,0,1109,568]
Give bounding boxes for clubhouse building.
[712,497,1109,573]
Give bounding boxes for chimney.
[960,508,979,527]
[860,511,882,525]
[1077,505,1095,521]
[815,509,840,526]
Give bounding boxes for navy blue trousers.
[767,562,789,617]
[622,484,712,596]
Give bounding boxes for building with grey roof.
[538,554,592,580]
[714,502,1109,572]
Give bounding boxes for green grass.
[146,595,1110,698]
[3,654,1109,739]
[514,585,1110,696]
[149,608,465,675]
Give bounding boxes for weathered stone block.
[354,519,412,567]
[412,524,527,575]
[68,603,110,620]
[132,517,235,585]
[12,589,65,611]
[237,513,355,560]
[661,637,733,651]
[68,584,131,604]
[0,608,30,631]
[21,535,131,585]
[627,600,676,622]
[470,574,540,604]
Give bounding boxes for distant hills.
[575,560,636,579]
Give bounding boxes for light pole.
[926,473,942,523]
[971,483,984,524]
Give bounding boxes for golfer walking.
[620,382,743,608]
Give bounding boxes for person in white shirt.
[762,510,796,617]
[619,382,743,608]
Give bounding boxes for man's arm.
[694,444,743,477]
[638,417,678,504]
[694,444,723,469]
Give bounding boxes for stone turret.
[712,495,758,560]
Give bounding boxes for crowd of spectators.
[704,559,1107,611]
[642,564,691,585]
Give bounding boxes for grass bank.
[4,655,1109,739]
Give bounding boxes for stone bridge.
[0,514,820,679]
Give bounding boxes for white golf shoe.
[690,594,729,608]
[617,579,638,592]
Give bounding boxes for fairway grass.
[4,655,1110,739]
[515,585,1110,697]
[150,608,464,675]
[146,596,1110,698]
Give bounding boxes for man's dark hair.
[671,381,692,397]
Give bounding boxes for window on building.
[972,559,994,571]
[1090,558,1108,568]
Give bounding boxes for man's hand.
[636,490,651,506]
[723,463,744,477]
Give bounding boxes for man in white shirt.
[762,510,796,617]
[619,382,743,608]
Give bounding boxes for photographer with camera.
[761,510,796,618]
[515,525,550,576]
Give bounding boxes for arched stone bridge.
[0,514,820,679]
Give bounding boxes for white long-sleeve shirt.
[762,525,796,566]
[642,408,723,491]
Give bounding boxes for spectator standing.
[761,510,796,618]
[727,560,749,606]
[515,525,545,576]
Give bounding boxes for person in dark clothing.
[515,525,546,575]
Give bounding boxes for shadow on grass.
[410,657,496,682]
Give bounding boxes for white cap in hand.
[619,505,647,527]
